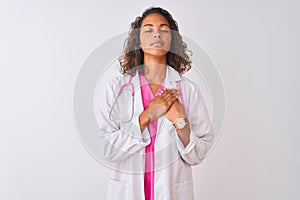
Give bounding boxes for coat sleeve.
[97,78,150,163]
[175,80,215,166]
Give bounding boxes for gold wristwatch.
[173,117,188,130]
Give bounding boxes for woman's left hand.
[165,99,186,122]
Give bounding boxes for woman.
[98,7,214,200]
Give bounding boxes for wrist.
[139,110,151,129]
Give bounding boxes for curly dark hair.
[119,7,192,75]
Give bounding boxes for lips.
[151,41,163,47]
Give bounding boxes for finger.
[160,87,175,96]
[170,96,178,103]
[164,91,177,100]
[162,91,176,100]
[161,88,179,97]
[170,88,179,93]
[165,95,178,107]
[170,89,179,96]
[167,96,178,106]
[159,88,170,96]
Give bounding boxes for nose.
[153,29,161,38]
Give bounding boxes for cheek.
[162,36,172,51]
[166,36,172,47]
[139,34,151,46]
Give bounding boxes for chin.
[143,48,169,57]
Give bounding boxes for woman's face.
[139,13,172,57]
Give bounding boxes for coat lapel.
[131,73,144,118]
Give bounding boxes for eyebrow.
[142,23,170,28]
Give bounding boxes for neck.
[143,53,167,66]
[143,54,167,83]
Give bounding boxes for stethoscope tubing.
[109,75,135,123]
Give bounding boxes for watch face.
[175,118,186,129]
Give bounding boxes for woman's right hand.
[146,88,179,121]
[139,88,178,131]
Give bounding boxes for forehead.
[141,13,169,27]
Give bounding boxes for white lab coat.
[97,65,214,200]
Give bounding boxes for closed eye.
[160,29,169,33]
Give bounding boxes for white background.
[1,0,299,199]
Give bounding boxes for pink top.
[139,74,165,200]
